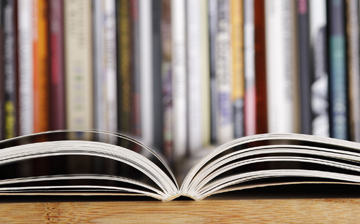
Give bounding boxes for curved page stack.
[0,131,360,202]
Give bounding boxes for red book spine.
[254,0,268,134]
[49,0,65,131]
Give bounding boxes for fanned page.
[2,131,360,201]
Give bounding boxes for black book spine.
[3,0,17,139]
[327,0,349,140]
[151,0,164,151]
[208,0,218,143]
[0,2,4,140]
[297,0,312,135]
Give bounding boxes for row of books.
[0,0,358,161]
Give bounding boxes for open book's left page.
[0,130,179,201]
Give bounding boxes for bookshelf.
[1,198,360,222]
[2,0,360,211]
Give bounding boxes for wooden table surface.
[0,197,360,223]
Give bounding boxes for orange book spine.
[33,0,49,133]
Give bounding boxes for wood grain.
[0,198,360,223]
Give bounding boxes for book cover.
[297,0,312,135]
[18,0,33,136]
[309,0,329,137]
[346,0,360,142]
[3,0,17,139]
[49,0,65,131]
[231,0,244,138]
[327,0,349,140]
[64,0,93,139]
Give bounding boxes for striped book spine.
[231,0,244,138]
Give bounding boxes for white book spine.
[244,0,255,136]
[216,0,233,144]
[65,0,93,139]
[172,0,187,157]
[104,0,117,139]
[93,0,105,134]
[187,0,202,152]
[265,0,298,133]
[140,0,153,147]
[18,0,34,136]
[309,0,328,137]
[200,0,211,146]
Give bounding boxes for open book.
[1,130,360,202]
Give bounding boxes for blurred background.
[0,0,357,163]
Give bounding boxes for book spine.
[49,0,65,131]
[151,0,164,151]
[93,0,105,134]
[172,0,187,157]
[115,0,121,137]
[244,0,255,136]
[0,2,4,139]
[187,0,203,152]
[346,0,360,142]
[231,0,244,138]
[64,0,93,139]
[33,0,49,134]
[216,0,233,144]
[140,0,153,147]
[297,0,312,135]
[327,0,348,140]
[208,0,218,143]
[118,0,132,134]
[309,0,329,137]
[265,0,299,133]
[200,0,211,146]
[4,0,17,138]
[131,0,141,137]
[104,0,117,140]
[254,0,268,134]
[18,0,33,136]
[161,0,173,160]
